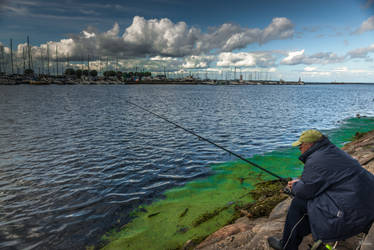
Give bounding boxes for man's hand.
[288,179,300,190]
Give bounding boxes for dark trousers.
[281,197,311,250]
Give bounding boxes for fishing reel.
[283,187,294,197]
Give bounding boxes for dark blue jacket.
[292,137,374,242]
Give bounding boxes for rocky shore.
[186,130,374,250]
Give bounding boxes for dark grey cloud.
[1,0,148,21]
[364,0,374,9]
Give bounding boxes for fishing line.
[126,100,287,182]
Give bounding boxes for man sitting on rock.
[268,129,374,250]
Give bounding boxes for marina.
[0,74,306,85]
[0,36,307,86]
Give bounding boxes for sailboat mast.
[47,44,50,75]
[40,48,44,74]
[22,47,26,73]
[0,45,2,73]
[106,56,109,72]
[99,56,101,75]
[56,45,58,76]
[2,46,6,74]
[10,39,14,74]
[81,54,84,70]
[30,53,34,72]
[27,36,31,70]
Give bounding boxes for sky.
[0,0,374,82]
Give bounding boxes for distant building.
[154,74,166,80]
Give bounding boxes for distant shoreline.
[1,78,374,86]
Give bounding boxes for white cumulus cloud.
[281,49,345,65]
[122,16,200,57]
[304,66,317,71]
[281,50,305,65]
[348,43,374,58]
[13,16,294,61]
[150,56,178,61]
[182,55,215,69]
[217,52,276,67]
[261,17,294,43]
[354,16,374,34]
[200,17,293,52]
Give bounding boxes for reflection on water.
[0,84,373,249]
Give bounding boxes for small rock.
[183,240,195,250]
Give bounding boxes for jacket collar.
[299,137,331,163]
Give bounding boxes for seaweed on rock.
[234,179,289,218]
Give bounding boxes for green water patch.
[100,117,374,250]
[327,117,374,146]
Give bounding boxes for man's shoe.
[267,236,283,250]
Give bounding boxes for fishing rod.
[126,100,287,182]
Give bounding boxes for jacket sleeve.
[292,163,330,200]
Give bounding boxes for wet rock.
[195,218,253,249]
[268,198,291,220]
[194,199,290,250]
[364,160,374,174]
[361,224,374,250]
[343,130,374,175]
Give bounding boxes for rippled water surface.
[0,84,374,249]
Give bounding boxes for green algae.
[192,203,232,227]
[179,208,189,218]
[101,117,374,250]
[328,117,374,146]
[249,179,289,200]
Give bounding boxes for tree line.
[64,68,152,79]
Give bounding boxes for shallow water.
[0,84,373,249]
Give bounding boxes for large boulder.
[194,199,292,250]
[193,197,364,250]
